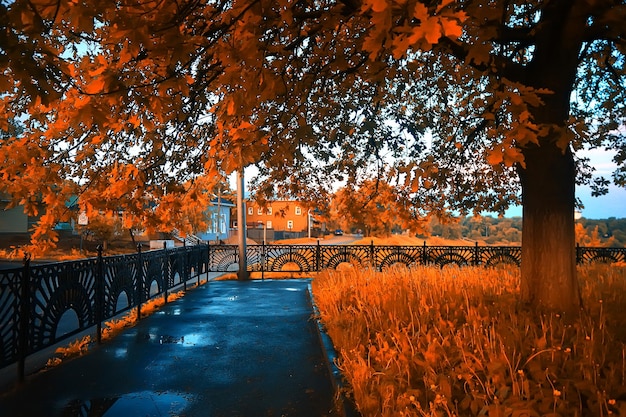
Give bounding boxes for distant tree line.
[419,216,626,247]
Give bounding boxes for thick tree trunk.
[513,0,589,315]
[518,143,580,314]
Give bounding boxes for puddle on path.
[135,331,213,347]
[61,390,192,417]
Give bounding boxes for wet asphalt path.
[0,279,340,417]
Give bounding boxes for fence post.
[196,240,201,287]
[183,244,193,287]
[180,241,191,287]
[17,252,31,383]
[261,240,265,281]
[422,241,428,265]
[185,245,190,285]
[474,242,480,266]
[576,243,581,265]
[136,243,143,320]
[315,240,320,272]
[96,245,104,344]
[370,240,375,269]
[179,245,186,292]
[207,242,211,281]
[163,242,169,304]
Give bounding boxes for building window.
[210,213,216,233]
[267,220,273,229]
[295,206,302,215]
[267,207,272,215]
[287,220,294,230]
[258,208,263,215]
[248,206,253,215]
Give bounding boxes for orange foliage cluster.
[1,0,465,255]
[332,179,430,237]
[47,335,92,367]
[312,265,626,416]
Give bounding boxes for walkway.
[0,279,342,417]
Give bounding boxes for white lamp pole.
[236,169,249,280]
[308,209,311,239]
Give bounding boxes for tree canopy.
[1,0,464,245]
[1,0,625,311]
[331,177,429,236]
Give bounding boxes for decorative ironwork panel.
[578,247,626,264]
[199,246,210,274]
[319,245,372,270]
[0,268,21,368]
[373,246,426,270]
[186,245,208,278]
[28,258,98,354]
[245,245,266,271]
[141,251,164,299]
[263,245,317,272]
[425,246,475,266]
[208,245,239,271]
[102,253,137,318]
[168,250,183,287]
[479,246,522,266]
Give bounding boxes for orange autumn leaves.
[1,0,467,252]
[361,0,465,60]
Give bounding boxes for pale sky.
[503,148,626,219]
[574,148,625,219]
[503,185,626,219]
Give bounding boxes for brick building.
[245,200,310,232]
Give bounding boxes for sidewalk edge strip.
[307,283,360,417]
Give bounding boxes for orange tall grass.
[312,264,626,416]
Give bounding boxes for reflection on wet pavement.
[61,391,192,417]
[0,279,340,417]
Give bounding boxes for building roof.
[210,197,235,207]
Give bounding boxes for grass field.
[350,235,485,247]
[273,234,483,246]
[312,264,626,416]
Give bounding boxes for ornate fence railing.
[208,242,626,272]
[1,242,624,381]
[0,244,209,380]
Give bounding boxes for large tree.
[403,0,626,314]
[1,0,625,312]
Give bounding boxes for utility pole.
[308,209,311,239]
[236,169,249,280]
[217,186,222,237]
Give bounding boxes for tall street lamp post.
[236,169,249,280]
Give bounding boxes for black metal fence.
[0,244,209,380]
[208,242,626,272]
[1,242,624,381]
